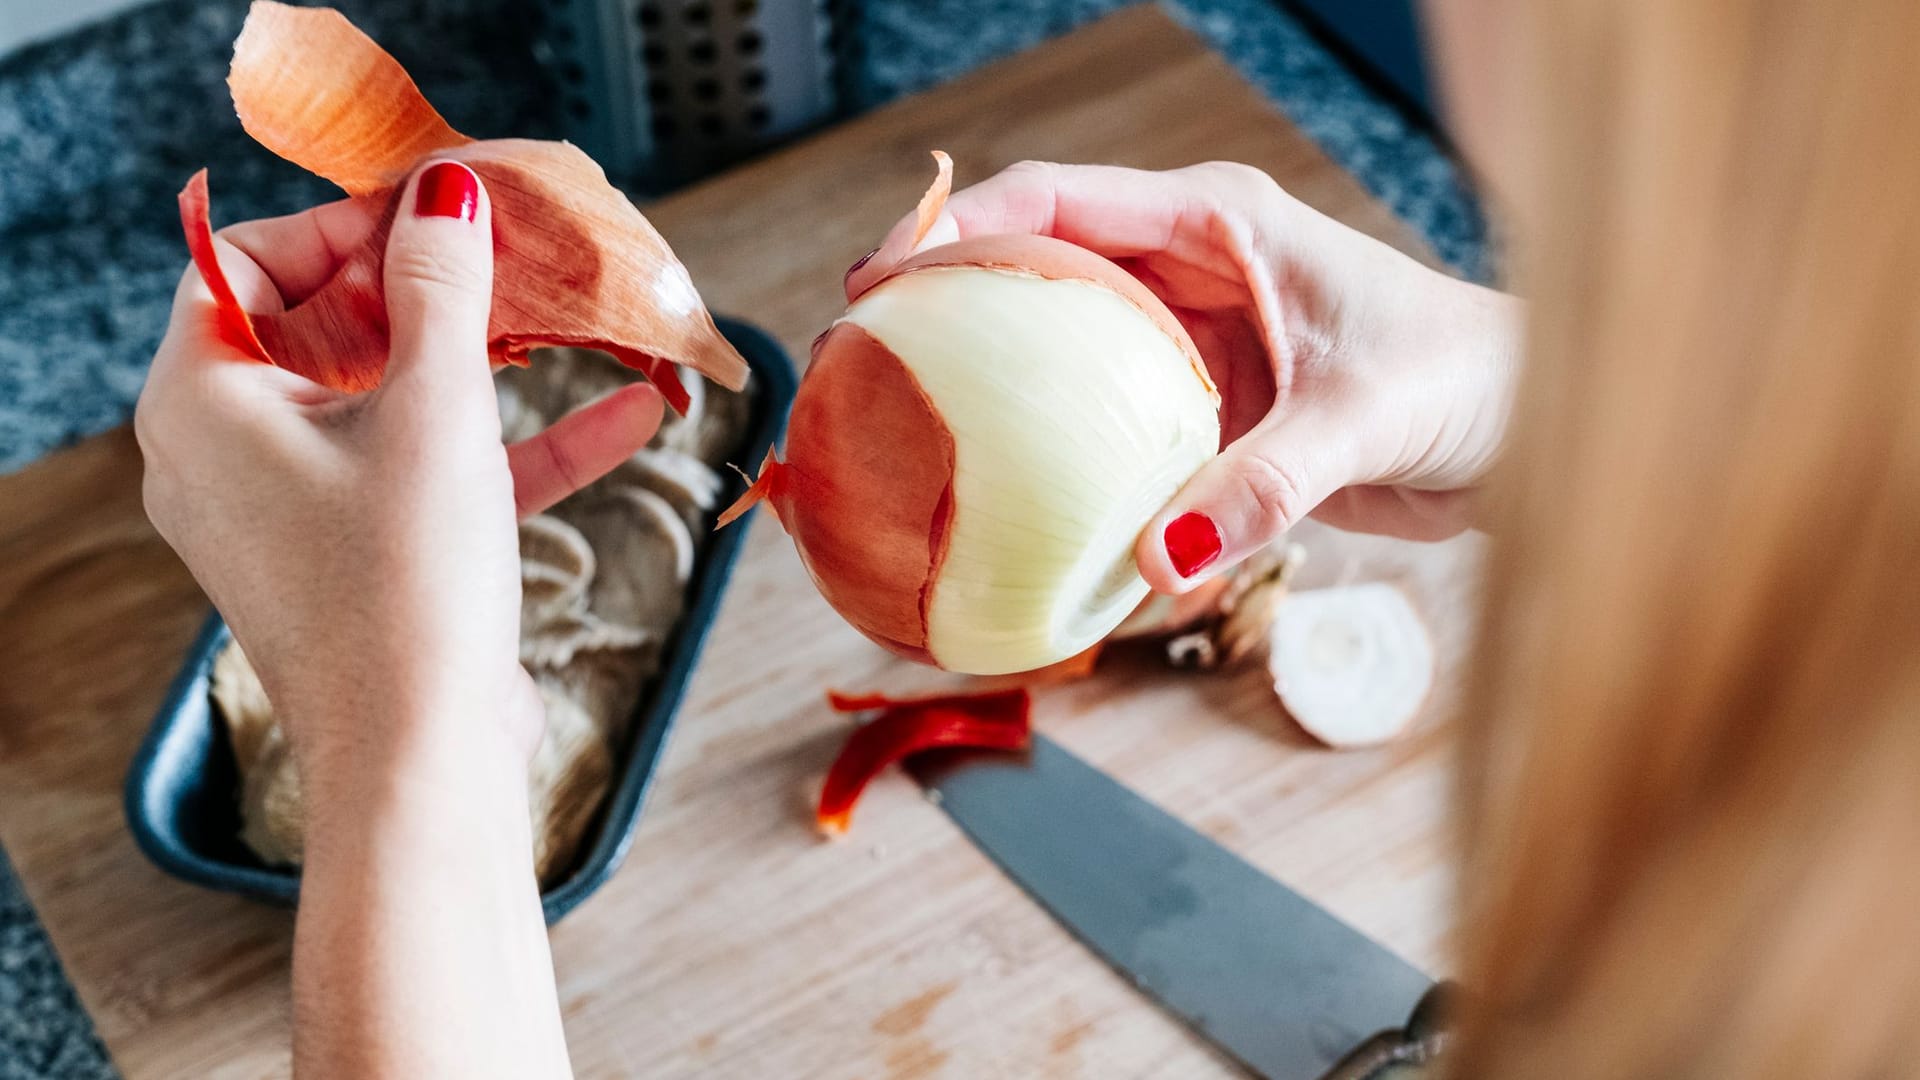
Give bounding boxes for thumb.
[380,159,495,400]
[845,207,960,301]
[1134,415,1345,593]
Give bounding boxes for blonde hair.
[1452,2,1920,1076]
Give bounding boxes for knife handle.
[1314,981,1460,1080]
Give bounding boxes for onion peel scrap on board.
[816,687,1031,835]
[179,1,747,412]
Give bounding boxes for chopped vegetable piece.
[817,688,1031,834]
[1267,583,1434,748]
[182,2,748,411]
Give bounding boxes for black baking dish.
[124,317,796,924]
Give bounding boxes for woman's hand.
[137,161,662,767]
[136,160,655,1080]
[848,161,1523,592]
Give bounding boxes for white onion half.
[1267,583,1435,747]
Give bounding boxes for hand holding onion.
[851,159,1524,577]
[740,156,1522,676]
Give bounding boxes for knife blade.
[910,734,1434,1080]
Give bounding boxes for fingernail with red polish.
[414,161,479,221]
[1163,512,1222,578]
[845,248,879,283]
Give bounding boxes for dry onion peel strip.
[817,688,1031,835]
[910,149,954,248]
[717,448,787,529]
[180,171,271,364]
[229,1,464,196]
[180,2,746,411]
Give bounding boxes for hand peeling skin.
[182,2,747,411]
[216,348,756,883]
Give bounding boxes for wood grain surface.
[0,7,1480,1077]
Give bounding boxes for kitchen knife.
[910,734,1444,1080]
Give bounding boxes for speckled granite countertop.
[0,2,1484,1075]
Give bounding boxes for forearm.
[291,714,571,1080]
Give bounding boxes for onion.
[727,154,1220,675]
[1266,584,1434,748]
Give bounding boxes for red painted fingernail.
[845,247,879,284]
[1163,512,1222,578]
[414,162,479,221]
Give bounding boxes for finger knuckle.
[1002,159,1058,184]
[1232,453,1310,536]
[1190,160,1286,203]
[537,430,585,498]
[386,244,487,296]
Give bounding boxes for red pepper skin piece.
[816,688,1031,835]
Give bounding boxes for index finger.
[845,162,1204,300]
[217,196,381,306]
[155,232,345,407]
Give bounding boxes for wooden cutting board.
[0,7,1482,1077]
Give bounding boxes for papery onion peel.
[911,150,954,247]
[726,154,1221,675]
[179,2,747,412]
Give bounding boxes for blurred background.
[0,0,1484,1075]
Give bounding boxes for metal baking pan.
[124,316,796,924]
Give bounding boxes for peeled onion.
[729,155,1220,675]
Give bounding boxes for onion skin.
[778,323,955,663]
[182,3,747,411]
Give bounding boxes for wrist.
[1347,262,1523,493]
[272,654,538,758]
[290,688,535,820]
